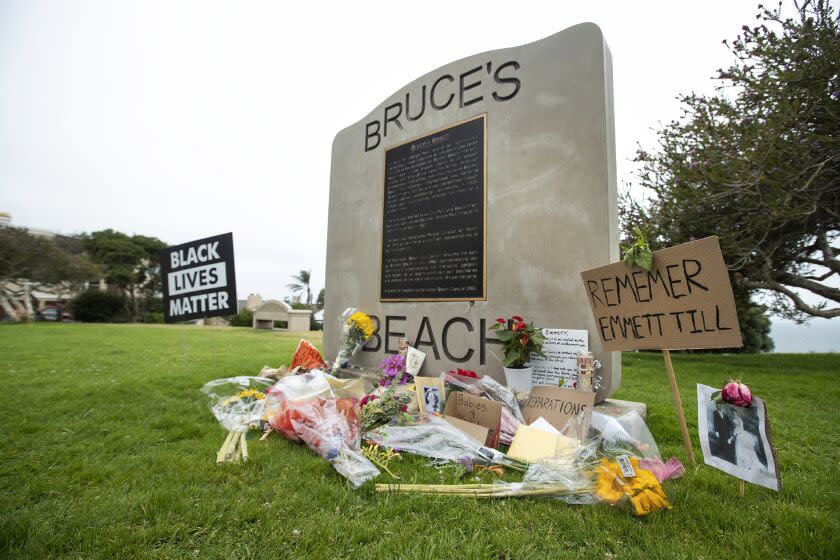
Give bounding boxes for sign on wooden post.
[160,232,237,323]
[580,237,742,463]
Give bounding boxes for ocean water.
[770,319,840,353]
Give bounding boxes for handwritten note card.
[530,328,588,387]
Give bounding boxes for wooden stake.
[739,479,745,497]
[662,349,696,465]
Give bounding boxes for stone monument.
[325,23,620,401]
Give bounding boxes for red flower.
[496,317,506,324]
[360,394,378,407]
[520,334,530,345]
[512,321,526,332]
[512,315,524,322]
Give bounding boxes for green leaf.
[495,330,515,341]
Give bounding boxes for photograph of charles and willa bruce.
[697,384,780,491]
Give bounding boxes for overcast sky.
[1,0,837,349]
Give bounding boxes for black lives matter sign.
[160,232,237,323]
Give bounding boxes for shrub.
[71,290,126,323]
[227,308,253,327]
[143,312,164,324]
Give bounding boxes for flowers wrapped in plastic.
[590,409,684,483]
[373,411,674,516]
[331,308,376,374]
[264,370,379,488]
[201,376,274,463]
[364,414,526,472]
[594,456,672,516]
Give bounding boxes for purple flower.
[378,354,410,387]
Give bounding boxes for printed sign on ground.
[580,236,742,351]
[160,233,237,323]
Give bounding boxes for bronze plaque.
[380,115,486,301]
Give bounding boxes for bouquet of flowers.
[331,308,376,373]
[201,376,274,464]
[264,371,379,487]
[594,456,672,516]
[359,385,413,432]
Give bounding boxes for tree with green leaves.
[0,226,99,319]
[624,1,839,322]
[81,229,166,321]
[287,269,312,305]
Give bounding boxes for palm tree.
[286,269,312,305]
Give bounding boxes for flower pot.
[503,365,534,393]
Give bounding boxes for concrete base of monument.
[594,398,648,421]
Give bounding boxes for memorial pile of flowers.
[199,311,687,517]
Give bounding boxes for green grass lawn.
[0,323,838,559]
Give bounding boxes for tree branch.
[739,277,840,319]
[771,271,840,303]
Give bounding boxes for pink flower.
[722,381,752,407]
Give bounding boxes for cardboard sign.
[580,236,742,351]
[442,415,490,446]
[160,233,237,323]
[522,386,595,435]
[530,328,588,387]
[443,392,502,447]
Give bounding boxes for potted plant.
[489,315,546,392]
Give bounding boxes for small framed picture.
[415,376,446,415]
[696,384,781,491]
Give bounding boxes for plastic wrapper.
[589,410,683,483]
[374,440,599,501]
[200,376,274,463]
[331,308,375,373]
[374,433,672,515]
[593,455,672,516]
[264,370,379,488]
[442,371,524,444]
[590,410,661,460]
[201,376,274,432]
[364,414,525,471]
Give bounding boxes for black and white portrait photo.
[696,384,780,491]
[423,386,442,413]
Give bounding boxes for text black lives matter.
[159,232,237,323]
